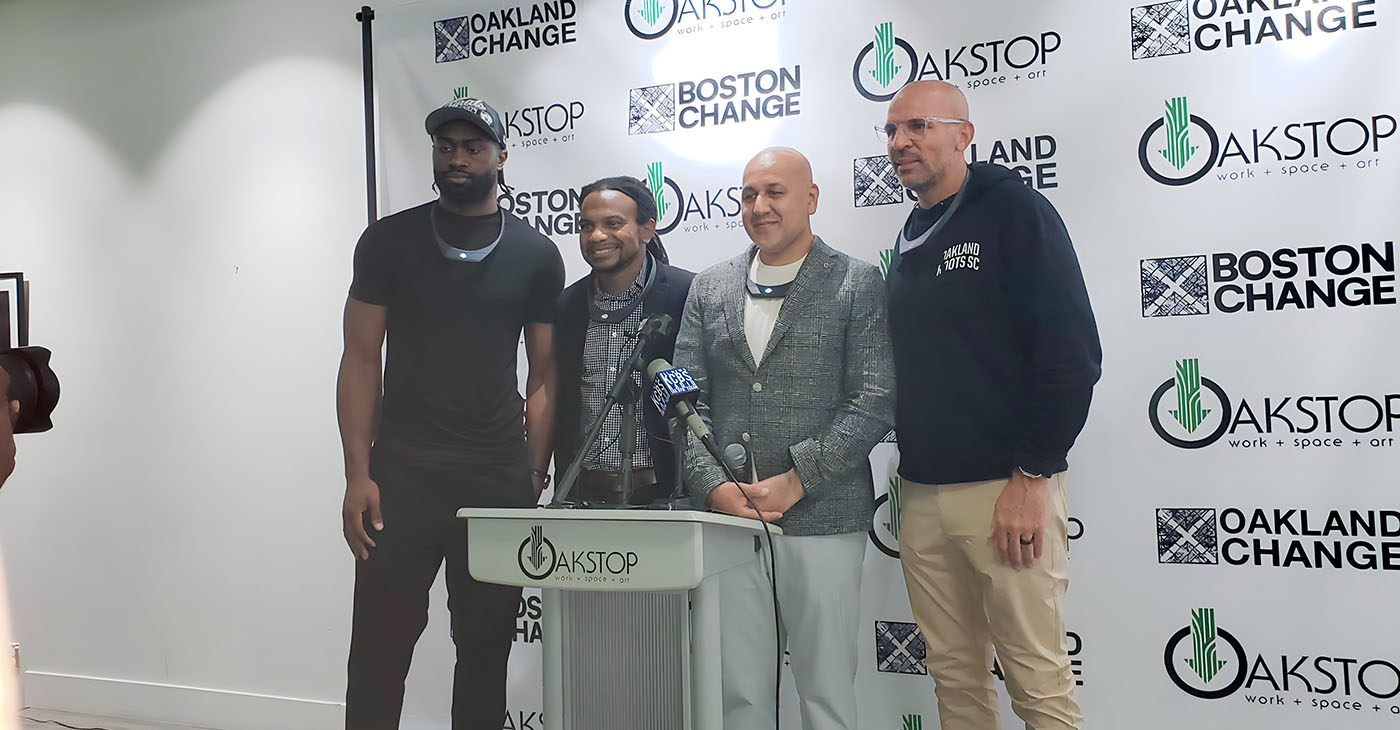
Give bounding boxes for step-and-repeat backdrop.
[369,1,1398,727]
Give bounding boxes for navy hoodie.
[886,162,1101,484]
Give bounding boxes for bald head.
[890,80,970,121]
[743,146,814,187]
[741,146,820,264]
[886,81,975,206]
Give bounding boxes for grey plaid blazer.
[674,236,895,536]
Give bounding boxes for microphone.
[632,313,672,342]
[645,358,717,456]
[721,443,748,477]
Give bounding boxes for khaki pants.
[898,474,1082,730]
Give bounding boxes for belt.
[574,467,658,505]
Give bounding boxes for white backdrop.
[370,1,1400,728]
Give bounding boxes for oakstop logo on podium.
[514,524,641,585]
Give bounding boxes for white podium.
[457,507,780,730]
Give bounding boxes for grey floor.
[20,709,212,730]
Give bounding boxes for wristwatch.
[530,468,551,488]
[1017,466,1045,479]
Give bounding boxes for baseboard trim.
[22,671,344,730]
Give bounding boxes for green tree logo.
[1159,97,1199,171]
[637,0,665,26]
[1169,359,1211,434]
[883,476,903,540]
[647,162,669,220]
[871,22,903,89]
[1187,608,1227,683]
[901,714,922,730]
[879,248,896,279]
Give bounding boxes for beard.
[587,242,642,274]
[434,168,496,208]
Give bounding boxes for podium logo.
[1149,359,1231,449]
[875,620,927,675]
[1165,608,1249,699]
[899,715,922,730]
[1158,508,1219,564]
[1139,96,1220,186]
[517,525,558,580]
[853,22,919,102]
[869,476,904,559]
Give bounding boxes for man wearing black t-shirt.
[337,97,565,730]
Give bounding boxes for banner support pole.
[356,6,377,225]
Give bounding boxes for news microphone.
[645,358,716,454]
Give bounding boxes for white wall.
[0,2,426,727]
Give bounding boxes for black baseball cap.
[425,97,506,146]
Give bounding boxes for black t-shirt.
[350,201,565,464]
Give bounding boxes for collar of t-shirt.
[903,194,956,240]
[435,205,503,251]
[750,251,806,287]
[745,252,807,366]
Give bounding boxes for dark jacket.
[552,259,695,494]
[886,162,1101,484]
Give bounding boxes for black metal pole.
[356,6,377,225]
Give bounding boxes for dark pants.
[345,455,531,730]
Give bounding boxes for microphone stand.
[619,387,636,501]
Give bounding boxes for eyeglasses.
[875,117,967,143]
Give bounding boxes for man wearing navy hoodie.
[882,81,1101,730]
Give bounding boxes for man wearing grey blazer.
[673,147,895,730]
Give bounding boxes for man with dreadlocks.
[551,175,695,504]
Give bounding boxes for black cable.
[710,450,781,730]
[20,716,113,730]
